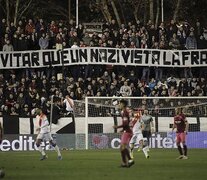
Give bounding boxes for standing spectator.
[49,21,59,35]
[10,22,17,36]
[69,31,80,47]
[39,33,49,50]
[185,31,197,50]
[28,29,39,50]
[18,34,28,51]
[177,26,187,49]
[76,24,84,40]
[25,19,35,35]
[185,31,197,78]
[2,40,14,51]
[82,32,92,46]
[141,67,150,83]
[12,34,19,51]
[35,18,46,35]
[169,33,180,49]
[55,33,64,50]
[194,20,202,39]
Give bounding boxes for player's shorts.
[142,130,151,139]
[129,133,143,144]
[121,131,132,145]
[36,132,53,142]
[176,132,186,143]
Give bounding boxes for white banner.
[1,47,207,69]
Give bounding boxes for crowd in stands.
[0,17,207,116]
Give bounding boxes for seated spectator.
[119,81,132,97]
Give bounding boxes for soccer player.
[35,108,62,160]
[141,109,154,148]
[172,107,189,159]
[52,97,62,124]
[0,122,3,145]
[113,99,134,168]
[63,95,75,122]
[129,111,149,159]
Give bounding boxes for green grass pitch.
[0,149,207,180]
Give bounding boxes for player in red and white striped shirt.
[129,111,149,159]
[35,108,62,160]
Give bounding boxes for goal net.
[81,97,207,150]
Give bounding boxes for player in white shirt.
[63,95,74,112]
[63,95,75,122]
[129,111,149,159]
[35,109,62,160]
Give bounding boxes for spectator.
[71,41,79,48]
[49,21,59,35]
[141,67,150,83]
[25,19,35,35]
[169,33,180,49]
[0,17,207,117]
[197,35,207,49]
[55,33,64,50]
[39,33,49,50]
[167,76,177,88]
[35,18,46,34]
[82,32,92,46]
[2,39,14,51]
[18,34,28,51]
[185,31,197,49]
[177,25,187,49]
[120,81,132,97]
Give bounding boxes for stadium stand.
[0,18,207,116]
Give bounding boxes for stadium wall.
[0,116,207,151]
[1,132,207,151]
[0,116,207,134]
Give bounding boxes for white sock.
[38,146,46,156]
[146,146,150,151]
[129,144,134,152]
[142,146,149,158]
[54,145,61,156]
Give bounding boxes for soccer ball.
[0,169,5,178]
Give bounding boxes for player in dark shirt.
[113,99,134,167]
[172,107,189,159]
[52,97,62,124]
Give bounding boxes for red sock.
[121,150,127,164]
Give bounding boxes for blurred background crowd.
[0,17,207,116]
